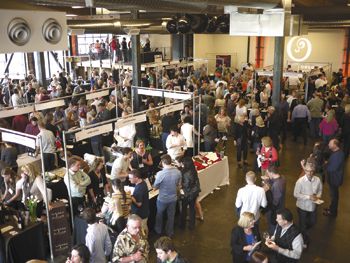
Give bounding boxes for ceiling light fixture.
[66,14,78,17]
[72,6,84,9]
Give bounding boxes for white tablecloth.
[197,156,230,202]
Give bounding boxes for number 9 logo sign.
[287,36,312,62]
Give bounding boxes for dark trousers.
[297,207,317,244]
[72,197,85,216]
[204,141,216,152]
[180,195,197,230]
[309,117,321,138]
[293,118,308,145]
[43,153,55,171]
[91,141,103,157]
[329,184,339,216]
[236,139,248,162]
[343,135,350,158]
[161,132,169,152]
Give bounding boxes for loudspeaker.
[0,9,68,53]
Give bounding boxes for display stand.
[131,86,200,154]
[0,128,54,262]
[0,86,116,118]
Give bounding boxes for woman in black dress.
[87,158,108,211]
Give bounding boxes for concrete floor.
[148,137,350,263]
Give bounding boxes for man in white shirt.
[110,147,133,181]
[287,74,301,91]
[114,111,136,148]
[83,208,112,263]
[36,121,56,171]
[235,171,267,227]
[315,74,328,89]
[265,208,304,262]
[294,159,322,247]
[166,126,187,160]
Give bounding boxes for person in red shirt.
[257,136,278,176]
[11,114,28,133]
[109,36,117,62]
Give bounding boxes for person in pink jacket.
[319,109,338,143]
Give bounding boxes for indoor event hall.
[0,0,349,262]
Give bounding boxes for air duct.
[0,9,67,53]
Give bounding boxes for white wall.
[147,34,172,60]
[194,34,249,73]
[193,30,346,74]
[262,30,345,71]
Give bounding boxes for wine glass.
[263,231,270,240]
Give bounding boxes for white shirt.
[36,129,56,153]
[110,156,130,181]
[235,184,267,220]
[86,222,112,263]
[11,93,22,107]
[235,105,247,122]
[30,176,52,203]
[315,78,327,89]
[166,133,186,160]
[181,123,194,148]
[288,76,301,86]
[294,175,322,212]
[114,124,136,148]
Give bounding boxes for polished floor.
[148,137,350,263]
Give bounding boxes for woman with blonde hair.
[319,109,338,143]
[257,136,278,176]
[87,157,108,210]
[231,212,261,263]
[215,107,231,137]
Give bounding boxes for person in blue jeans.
[153,154,181,237]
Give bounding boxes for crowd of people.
[0,60,348,262]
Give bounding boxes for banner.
[86,89,110,100]
[0,105,34,118]
[115,114,146,129]
[160,103,184,116]
[35,99,65,111]
[75,123,113,142]
[2,132,36,149]
[137,88,163,97]
[163,92,192,100]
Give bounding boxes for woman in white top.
[24,163,52,218]
[260,87,269,107]
[1,168,23,209]
[215,107,231,137]
[235,99,248,123]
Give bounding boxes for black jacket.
[230,226,261,263]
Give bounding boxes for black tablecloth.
[47,179,69,201]
[3,222,45,263]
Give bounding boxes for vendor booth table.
[197,156,230,202]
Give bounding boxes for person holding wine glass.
[231,212,261,263]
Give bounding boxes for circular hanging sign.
[287,36,312,62]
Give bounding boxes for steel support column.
[272,37,284,107]
[35,52,47,86]
[131,11,141,112]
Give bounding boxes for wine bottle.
[17,212,23,230]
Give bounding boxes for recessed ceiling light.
[72,6,84,9]
[66,14,78,17]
